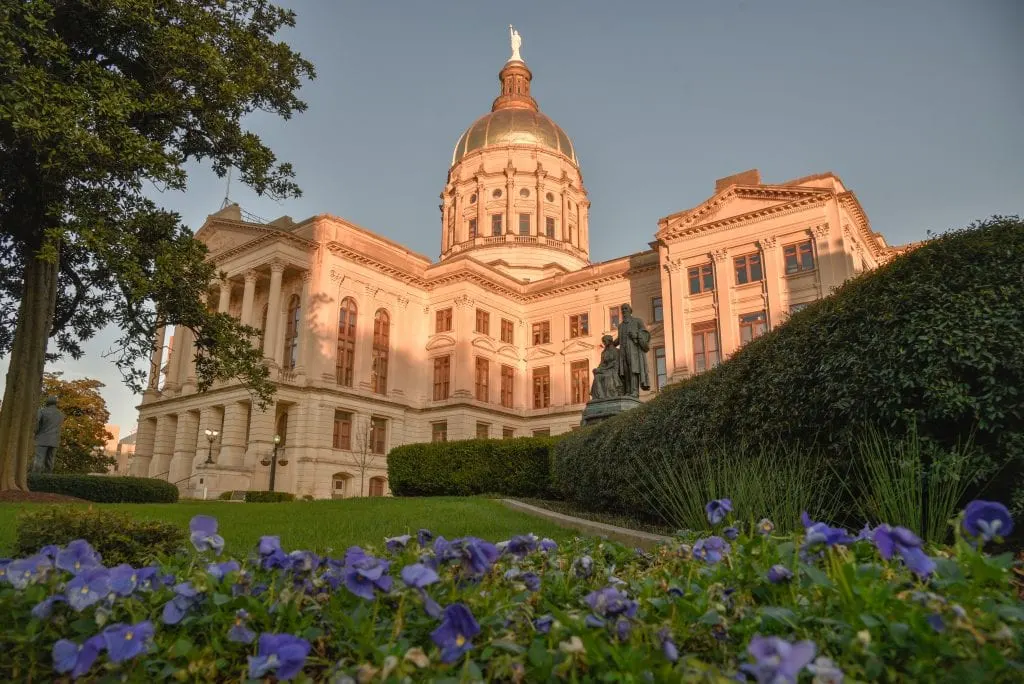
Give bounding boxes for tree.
[41,372,115,473]
[352,417,381,498]
[0,1,316,490]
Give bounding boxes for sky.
[2,0,1021,437]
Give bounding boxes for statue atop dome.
[509,25,522,62]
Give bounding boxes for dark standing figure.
[591,334,623,399]
[33,396,64,474]
[614,303,651,397]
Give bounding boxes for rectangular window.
[500,364,514,408]
[545,216,556,238]
[475,357,489,402]
[332,410,352,450]
[652,296,663,323]
[518,213,530,235]
[435,308,452,333]
[532,321,550,345]
[475,308,490,335]
[369,417,387,455]
[476,422,490,439]
[654,346,668,390]
[570,360,590,404]
[431,421,447,443]
[739,311,768,345]
[532,366,551,409]
[533,428,550,437]
[783,240,815,274]
[502,427,515,439]
[500,318,514,344]
[609,307,621,331]
[468,218,478,238]
[692,321,720,373]
[491,214,502,236]
[688,263,715,295]
[569,313,589,338]
[790,302,811,314]
[432,356,451,400]
[734,253,763,285]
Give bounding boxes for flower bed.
[0,500,1021,681]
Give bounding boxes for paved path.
[500,499,672,550]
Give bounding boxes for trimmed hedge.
[554,216,1024,518]
[244,490,296,503]
[29,473,179,503]
[15,507,185,566]
[388,436,559,498]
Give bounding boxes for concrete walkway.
[500,499,672,550]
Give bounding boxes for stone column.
[168,410,200,486]
[659,260,680,381]
[452,191,462,244]
[560,187,569,242]
[148,414,177,478]
[295,271,312,375]
[178,327,196,393]
[130,417,157,476]
[505,169,515,235]
[712,248,736,359]
[262,260,285,363]
[476,180,485,236]
[440,194,451,252]
[146,324,166,392]
[580,201,590,253]
[163,329,182,393]
[218,280,232,314]
[244,405,276,470]
[813,224,837,296]
[535,169,545,237]
[453,295,474,398]
[219,401,249,467]
[758,236,784,330]
[241,270,258,326]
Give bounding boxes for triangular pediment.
[471,336,497,352]
[526,346,556,361]
[659,185,831,238]
[425,334,456,351]
[196,222,277,255]
[560,339,595,356]
[497,344,520,361]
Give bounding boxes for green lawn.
[0,497,576,556]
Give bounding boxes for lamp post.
[203,428,220,465]
[260,434,287,491]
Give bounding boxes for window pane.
[468,218,477,238]
[519,213,530,235]
[688,268,700,294]
[545,216,555,238]
[491,214,502,235]
[734,256,748,285]
[703,265,715,291]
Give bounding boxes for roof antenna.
[219,168,233,209]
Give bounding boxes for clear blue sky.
[3,0,1021,436]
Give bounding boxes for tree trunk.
[0,246,60,490]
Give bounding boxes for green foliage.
[388,437,560,498]
[217,491,234,500]
[628,443,840,534]
[29,473,179,503]
[244,490,295,503]
[555,217,1024,520]
[14,506,183,566]
[39,372,114,474]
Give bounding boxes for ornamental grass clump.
[0,499,1022,681]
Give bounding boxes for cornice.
[658,185,830,232]
[837,192,889,259]
[659,195,831,243]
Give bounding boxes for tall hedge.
[29,473,179,503]
[554,216,1024,517]
[388,436,559,498]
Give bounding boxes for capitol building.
[130,40,900,499]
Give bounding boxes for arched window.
[337,298,357,387]
[372,309,390,395]
[332,472,353,499]
[369,476,387,497]
[284,295,301,369]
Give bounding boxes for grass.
[0,497,575,556]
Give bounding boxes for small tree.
[352,417,380,498]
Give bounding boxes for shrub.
[555,217,1024,519]
[217,491,233,500]
[14,506,184,566]
[29,473,179,503]
[388,436,559,498]
[244,490,295,503]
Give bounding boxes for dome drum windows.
[492,188,503,199]
[519,188,530,198]
[545,192,555,203]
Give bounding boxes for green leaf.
[698,610,720,625]
[802,565,833,588]
[212,592,231,606]
[760,606,797,626]
[860,614,881,628]
[171,638,193,657]
[527,640,550,668]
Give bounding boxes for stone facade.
[132,54,900,499]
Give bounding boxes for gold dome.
[451,108,577,166]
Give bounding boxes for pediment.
[659,186,831,238]
[425,334,456,351]
[526,346,556,361]
[497,344,520,361]
[560,339,595,356]
[196,223,276,255]
[471,336,497,352]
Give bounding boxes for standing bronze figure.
[613,303,651,398]
[32,396,64,474]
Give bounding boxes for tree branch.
[49,254,85,337]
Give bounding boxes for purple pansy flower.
[431,603,481,664]
[757,519,775,536]
[705,499,733,525]
[417,528,434,547]
[107,564,141,597]
[741,635,817,683]
[189,515,225,555]
[521,571,541,592]
[658,627,679,662]
[927,613,945,633]
[585,586,638,626]
[539,538,558,553]
[385,535,411,553]
[344,554,392,600]
[102,621,154,663]
[52,635,104,679]
[258,535,282,556]
[7,554,52,589]
[401,563,439,588]
[693,536,730,564]
[534,614,554,634]
[207,560,242,580]
[767,565,794,584]
[962,500,1014,542]
[723,526,739,540]
[807,656,844,683]
[67,568,110,612]
[248,633,311,681]
[505,534,539,557]
[55,540,101,575]
[38,544,60,560]
[162,582,201,625]
[872,524,935,577]
[287,550,319,573]
[801,512,854,549]
[573,555,594,578]
[32,594,66,619]
[228,609,256,644]
[452,537,500,576]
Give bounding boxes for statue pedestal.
[581,396,642,426]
